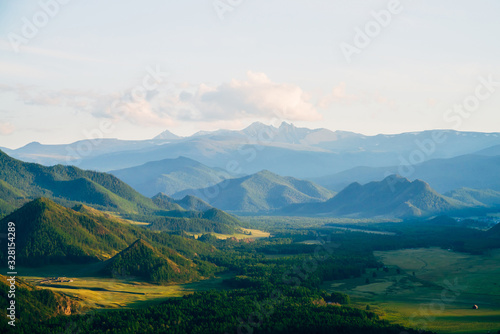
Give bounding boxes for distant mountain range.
[1,146,499,219]
[311,154,500,193]
[174,169,335,213]
[283,175,470,219]
[6,123,500,179]
[110,156,231,197]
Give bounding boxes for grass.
[19,263,235,310]
[321,247,500,334]
[188,227,270,240]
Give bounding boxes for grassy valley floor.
[18,263,235,310]
[321,247,500,334]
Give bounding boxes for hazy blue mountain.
[174,170,335,213]
[488,221,500,238]
[151,192,185,211]
[475,144,500,156]
[110,156,231,197]
[5,124,500,178]
[175,195,213,211]
[311,154,500,193]
[284,175,468,218]
[152,192,213,211]
[153,129,182,140]
[7,139,164,167]
[445,188,500,207]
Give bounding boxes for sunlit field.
[322,247,500,333]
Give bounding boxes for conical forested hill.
[0,198,220,282]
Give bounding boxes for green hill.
[0,198,220,282]
[147,193,239,233]
[151,192,185,211]
[0,149,158,216]
[110,156,230,197]
[103,239,204,283]
[174,170,335,213]
[146,207,240,234]
[0,274,79,330]
[153,192,213,211]
[175,194,213,211]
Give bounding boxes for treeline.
[0,275,79,333]
[147,216,235,234]
[15,289,433,334]
[103,239,221,283]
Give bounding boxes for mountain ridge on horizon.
[3,122,500,182]
[8,121,500,150]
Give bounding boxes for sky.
[0,0,499,149]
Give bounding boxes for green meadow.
[19,263,235,310]
[322,247,500,334]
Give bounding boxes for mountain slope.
[151,193,185,211]
[110,156,231,197]
[174,170,335,213]
[488,222,500,238]
[285,175,467,218]
[146,195,240,234]
[175,195,213,211]
[0,275,78,328]
[0,149,159,216]
[475,144,500,156]
[102,239,205,283]
[445,188,500,207]
[0,198,219,278]
[1,198,141,265]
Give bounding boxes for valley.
[323,248,500,334]
[1,129,499,333]
[19,265,236,310]
[3,3,499,332]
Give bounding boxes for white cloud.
[182,71,322,122]
[0,72,322,127]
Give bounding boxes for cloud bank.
[0,72,322,127]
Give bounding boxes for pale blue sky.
[1,0,499,148]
